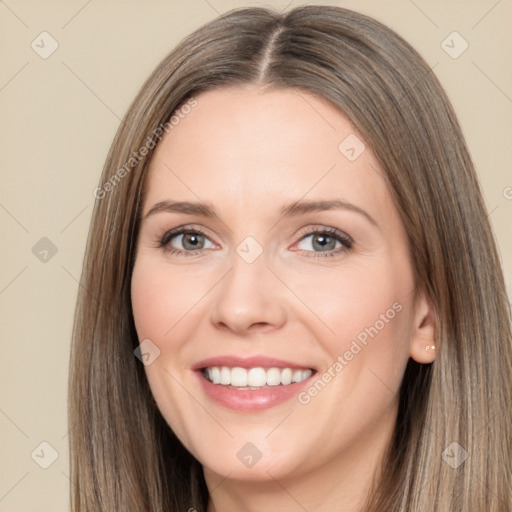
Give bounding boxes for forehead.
[143,86,391,218]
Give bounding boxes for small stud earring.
[425,345,436,352]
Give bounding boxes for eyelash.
[157,225,353,258]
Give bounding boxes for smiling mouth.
[201,366,315,390]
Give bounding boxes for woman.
[68,5,512,511]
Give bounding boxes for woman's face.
[131,86,435,486]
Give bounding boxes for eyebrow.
[143,199,377,226]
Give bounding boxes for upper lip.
[192,355,316,371]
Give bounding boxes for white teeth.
[247,367,266,387]
[292,369,302,383]
[231,367,248,387]
[219,366,231,385]
[280,368,293,385]
[210,367,220,384]
[203,366,313,387]
[266,367,281,386]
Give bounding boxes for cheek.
[131,256,206,342]
[289,263,414,444]
[289,259,413,351]
[130,258,199,447]
[286,255,416,408]
[131,275,172,340]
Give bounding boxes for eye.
[293,227,353,258]
[158,227,216,256]
[157,225,353,258]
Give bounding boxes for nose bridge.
[210,235,286,334]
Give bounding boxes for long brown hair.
[68,5,512,511]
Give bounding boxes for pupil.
[313,234,335,251]
[183,233,204,250]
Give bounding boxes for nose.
[210,248,287,336]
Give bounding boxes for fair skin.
[131,85,436,512]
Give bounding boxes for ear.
[409,291,437,364]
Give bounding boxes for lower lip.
[195,371,315,411]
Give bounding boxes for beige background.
[1,0,511,510]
